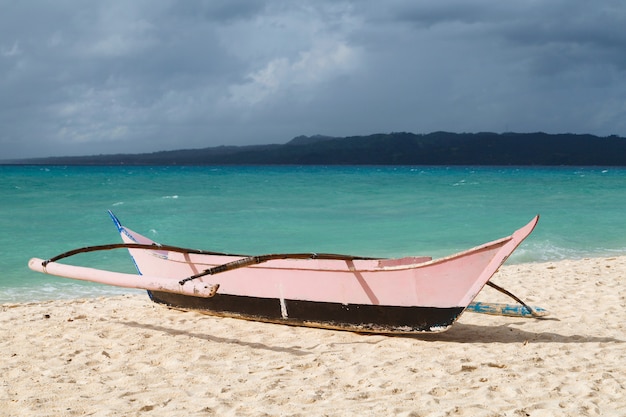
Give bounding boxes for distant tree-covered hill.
[9,132,626,166]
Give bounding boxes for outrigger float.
[29,212,547,334]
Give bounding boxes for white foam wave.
[0,282,143,304]
[509,240,626,264]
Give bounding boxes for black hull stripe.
[148,291,464,333]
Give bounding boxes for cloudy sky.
[1,0,625,159]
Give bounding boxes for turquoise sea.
[1,165,625,304]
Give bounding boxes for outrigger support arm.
[42,242,247,266]
[42,243,375,268]
[485,281,544,318]
[177,253,330,285]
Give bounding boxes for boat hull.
[149,291,465,333]
[114,214,538,333]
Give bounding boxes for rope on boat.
[486,281,542,318]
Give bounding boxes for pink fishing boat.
[29,212,541,333]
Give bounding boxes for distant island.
[7,132,626,166]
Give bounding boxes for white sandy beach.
[1,257,625,416]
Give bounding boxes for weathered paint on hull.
[148,290,465,333]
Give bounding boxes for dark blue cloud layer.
[1,0,625,158]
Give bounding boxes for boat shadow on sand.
[119,320,312,356]
[119,319,624,351]
[407,322,625,344]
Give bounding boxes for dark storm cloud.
[1,0,625,159]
